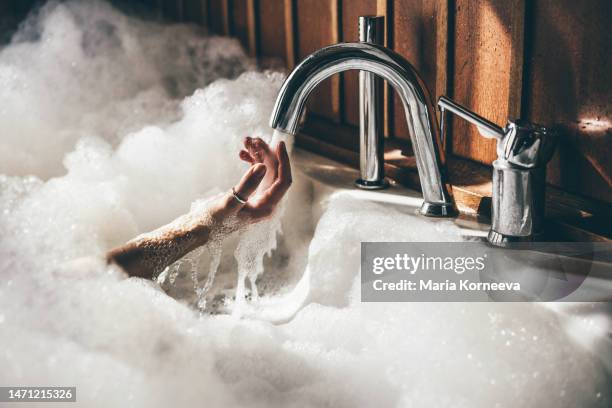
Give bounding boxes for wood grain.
[6,0,610,229]
[246,0,257,56]
[231,0,250,51]
[161,0,182,20]
[208,0,230,34]
[523,0,612,203]
[0,0,38,41]
[191,0,611,225]
[378,0,391,138]
[258,0,288,66]
[182,0,207,24]
[284,0,297,69]
[451,0,525,164]
[230,0,257,56]
[392,0,447,142]
[296,0,341,122]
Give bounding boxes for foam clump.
[0,0,251,178]
[282,192,609,407]
[232,202,285,314]
[0,1,610,408]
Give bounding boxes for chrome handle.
[437,96,556,246]
[438,96,504,140]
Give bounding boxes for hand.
[239,136,280,193]
[211,138,292,225]
[107,138,292,279]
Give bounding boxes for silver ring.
[231,187,247,204]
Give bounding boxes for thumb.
[227,163,266,212]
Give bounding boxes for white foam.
[0,0,251,178]
[0,2,610,407]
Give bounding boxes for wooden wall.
[168,0,610,208]
[2,0,609,228]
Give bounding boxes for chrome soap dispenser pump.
[437,96,557,247]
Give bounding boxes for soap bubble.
[0,1,609,407]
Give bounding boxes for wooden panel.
[524,0,612,203]
[231,0,258,55]
[209,0,230,34]
[161,0,182,20]
[451,0,525,164]
[246,0,258,56]
[340,0,379,127]
[11,0,40,15]
[144,0,163,20]
[0,0,39,42]
[203,0,610,230]
[0,1,9,16]
[182,0,207,24]
[283,0,297,69]
[258,0,289,65]
[296,0,340,122]
[231,0,250,50]
[392,0,447,142]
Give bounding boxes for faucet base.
[355,178,389,190]
[419,202,458,217]
[487,230,544,248]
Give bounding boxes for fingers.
[233,137,292,222]
[276,141,292,186]
[239,150,254,164]
[244,136,271,163]
[243,137,260,162]
[226,163,267,212]
[250,141,292,210]
[269,140,293,202]
[235,163,267,200]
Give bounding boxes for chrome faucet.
[438,96,557,246]
[357,16,386,190]
[269,19,457,217]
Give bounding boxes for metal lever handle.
[437,96,556,246]
[438,96,504,140]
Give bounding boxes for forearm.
[106,140,290,279]
[106,216,213,279]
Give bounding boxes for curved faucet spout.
[270,42,456,217]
